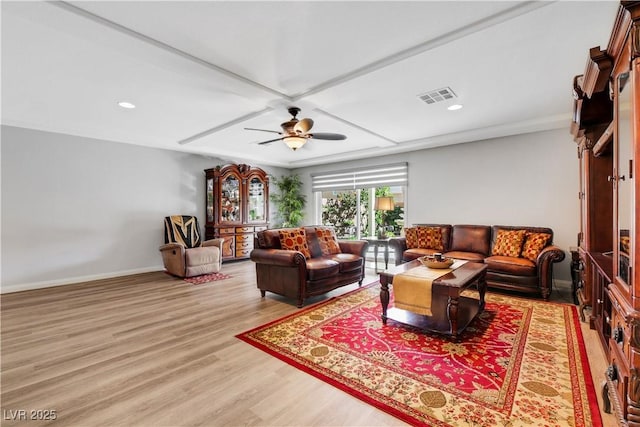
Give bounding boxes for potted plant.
[270,174,306,227]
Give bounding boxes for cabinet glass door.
[247,177,265,223]
[616,72,633,288]
[206,178,214,223]
[221,175,241,222]
[578,147,586,248]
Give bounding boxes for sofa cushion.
[405,227,420,248]
[443,251,486,263]
[492,229,527,257]
[485,255,536,276]
[303,227,322,257]
[414,224,452,252]
[450,225,491,255]
[305,257,340,280]
[520,232,551,261]
[417,226,444,250]
[185,246,220,266]
[256,229,283,249]
[327,253,363,273]
[279,228,311,258]
[314,227,342,255]
[403,248,439,261]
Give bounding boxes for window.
[312,163,407,239]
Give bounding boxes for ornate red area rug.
[182,272,231,285]
[236,284,601,426]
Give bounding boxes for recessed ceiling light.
[118,101,136,109]
[447,104,463,111]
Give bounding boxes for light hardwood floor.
[1,261,616,427]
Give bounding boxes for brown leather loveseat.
[250,226,369,307]
[389,224,565,300]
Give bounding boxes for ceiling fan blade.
[308,132,347,140]
[244,127,282,135]
[257,137,283,145]
[293,118,314,134]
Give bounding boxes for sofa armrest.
[202,238,224,249]
[536,245,566,299]
[202,238,224,270]
[338,240,369,257]
[537,245,566,265]
[389,237,407,265]
[250,248,307,267]
[159,242,185,254]
[159,243,186,277]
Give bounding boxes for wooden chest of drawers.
[235,231,254,258]
[206,224,266,261]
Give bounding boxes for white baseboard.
[1,265,165,294]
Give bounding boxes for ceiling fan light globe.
[283,136,307,151]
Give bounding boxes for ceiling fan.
[245,107,347,151]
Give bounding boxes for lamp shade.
[375,196,394,211]
[283,136,307,151]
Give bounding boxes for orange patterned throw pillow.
[278,228,311,258]
[492,229,527,257]
[417,226,444,250]
[314,227,341,255]
[405,227,419,249]
[521,232,551,261]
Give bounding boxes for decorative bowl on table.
[419,256,454,269]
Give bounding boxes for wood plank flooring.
[1,261,616,426]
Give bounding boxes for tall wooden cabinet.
[571,3,640,425]
[572,79,615,353]
[204,164,269,261]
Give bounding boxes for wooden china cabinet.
[571,2,640,425]
[204,164,269,261]
[571,56,614,335]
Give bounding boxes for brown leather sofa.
[250,227,369,307]
[389,224,565,300]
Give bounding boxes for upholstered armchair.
[159,215,224,278]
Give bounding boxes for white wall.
[294,128,579,281]
[1,125,579,290]
[1,126,288,292]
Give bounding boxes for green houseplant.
[271,174,306,227]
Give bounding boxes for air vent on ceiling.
[417,87,457,104]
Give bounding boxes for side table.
[362,237,390,273]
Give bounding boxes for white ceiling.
[1,1,619,168]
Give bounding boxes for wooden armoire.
[204,164,269,261]
[571,2,640,425]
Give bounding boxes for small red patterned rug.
[182,272,231,285]
[236,283,601,426]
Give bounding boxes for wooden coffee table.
[380,260,487,339]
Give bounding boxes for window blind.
[311,162,408,192]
